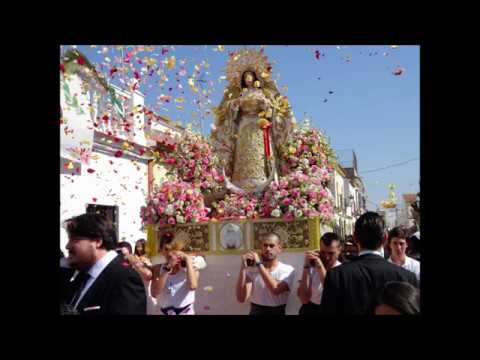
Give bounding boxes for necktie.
[69,272,90,308]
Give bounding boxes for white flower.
[176,215,185,223]
[165,204,174,216]
[271,208,281,217]
[295,210,303,218]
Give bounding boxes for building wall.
[60,150,148,253]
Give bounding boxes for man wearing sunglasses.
[236,232,295,315]
[297,232,342,315]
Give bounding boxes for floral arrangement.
[140,181,210,227]
[262,170,334,223]
[211,193,261,221]
[280,125,336,180]
[154,127,225,195]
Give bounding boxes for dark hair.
[262,232,282,246]
[241,70,260,89]
[373,281,420,315]
[64,213,117,250]
[134,239,146,256]
[388,226,408,242]
[354,211,385,250]
[117,241,132,254]
[321,232,340,247]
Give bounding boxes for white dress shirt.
[73,250,118,309]
[388,256,421,281]
[358,249,383,257]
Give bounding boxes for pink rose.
[168,217,176,225]
[283,212,294,221]
[280,189,289,197]
[282,198,293,206]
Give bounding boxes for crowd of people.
[60,211,420,315]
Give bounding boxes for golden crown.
[225,48,273,88]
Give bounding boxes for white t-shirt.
[309,260,342,305]
[388,256,420,281]
[246,262,296,307]
[157,269,196,309]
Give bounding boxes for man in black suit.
[321,212,418,315]
[60,214,146,315]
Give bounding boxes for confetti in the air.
[393,67,404,76]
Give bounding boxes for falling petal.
[393,67,404,76]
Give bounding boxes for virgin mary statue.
[211,48,295,194]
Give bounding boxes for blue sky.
[62,45,419,211]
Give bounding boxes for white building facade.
[60,62,179,253]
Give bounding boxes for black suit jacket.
[61,255,146,315]
[321,254,419,315]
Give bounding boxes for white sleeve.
[192,256,207,271]
[278,267,296,291]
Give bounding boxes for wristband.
[255,261,262,267]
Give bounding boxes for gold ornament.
[225,48,272,88]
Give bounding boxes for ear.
[93,238,103,249]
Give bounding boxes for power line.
[366,199,379,207]
[360,158,419,175]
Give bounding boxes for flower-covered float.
[141,48,339,255]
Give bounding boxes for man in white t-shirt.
[235,232,295,315]
[297,232,342,315]
[387,226,420,281]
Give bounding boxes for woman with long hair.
[150,233,202,315]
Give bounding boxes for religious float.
[141,48,338,258]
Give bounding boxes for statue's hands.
[229,98,240,111]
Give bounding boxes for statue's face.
[243,71,255,87]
